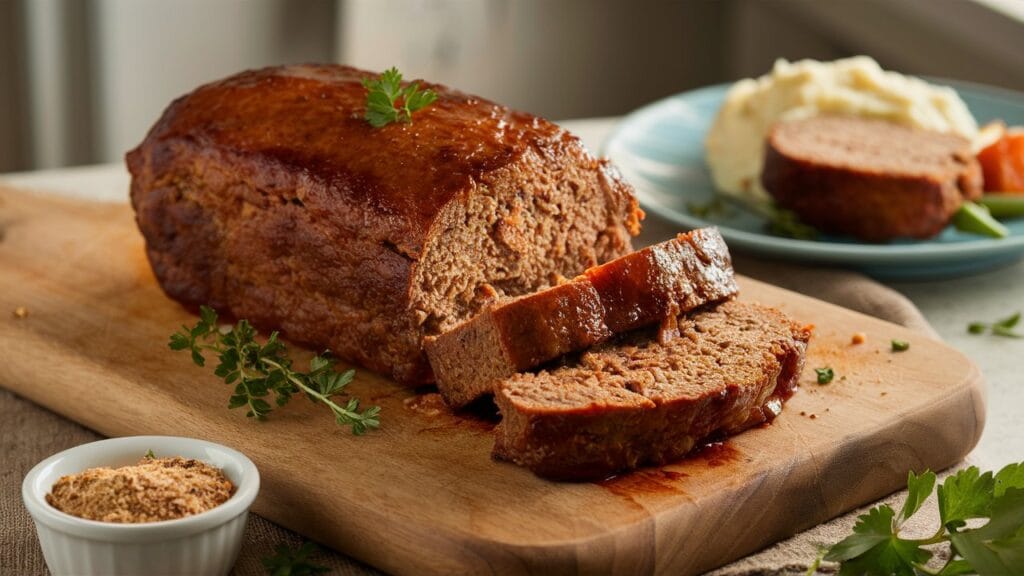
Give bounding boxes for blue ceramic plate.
[603,80,1024,279]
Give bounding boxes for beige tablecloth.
[0,256,944,575]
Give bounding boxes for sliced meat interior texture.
[425,228,739,408]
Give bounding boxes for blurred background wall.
[1,0,1023,172]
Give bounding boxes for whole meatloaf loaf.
[493,300,811,480]
[127,65,642,384]
[425,228,739,408]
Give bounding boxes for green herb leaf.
[899,470,936,525]
[995,463,1024,498]
[144,449,156,459]
[815,367,834,385]
[891,339,910,352]
[938,466,996,530]
[818,462,1024,575]
[968,322,988,334]
[967,312,1024,338]
[937,558,977,575]
[362,67,437,128]
[262,541,330,576]
[993,325,1024,339]
[996,312,1022,330]
[824,505,930,575]
[949,488,1024,575]
[170,307,380,435]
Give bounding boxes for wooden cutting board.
[0,188,985,575]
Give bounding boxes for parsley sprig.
[262,541,329,576]
[362,67,437,128]
[169,306,380,435]
[968,312,1022,339]
[811,462,1024,575]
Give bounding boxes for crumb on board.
[13,306,28,318]
[403,393,447,417]
[851,332,866,345]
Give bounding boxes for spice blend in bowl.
[23,436,259,576]
[46,456,235,523]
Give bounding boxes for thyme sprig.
[169,306,380,435]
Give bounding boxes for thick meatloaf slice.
[762,115,982,241]
[425,228,738,408]
[493,300,810,480]
[127,64,642,384]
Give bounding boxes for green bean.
[977,194,1024,218]
[953,201,1009,238]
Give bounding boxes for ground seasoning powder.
[45,457,235,523]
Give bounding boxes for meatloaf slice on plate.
[425,228,738,408]
[493,300,811,480]
[762,115,982,241]
[127,64,641,384]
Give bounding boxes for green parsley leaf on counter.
[812,461,1024,575]
[262,541,330,576]
[362,67,437,128]
[169,306,380,435]
[967,312,1023,339]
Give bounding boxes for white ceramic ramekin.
[22,435,260,576]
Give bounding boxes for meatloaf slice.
[762,115,982,241]
[493,300,811,480]
[425,228,738,408]
[127,64,641,385]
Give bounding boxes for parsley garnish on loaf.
[362,67,437,128]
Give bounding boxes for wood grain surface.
[0,188,986,575]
